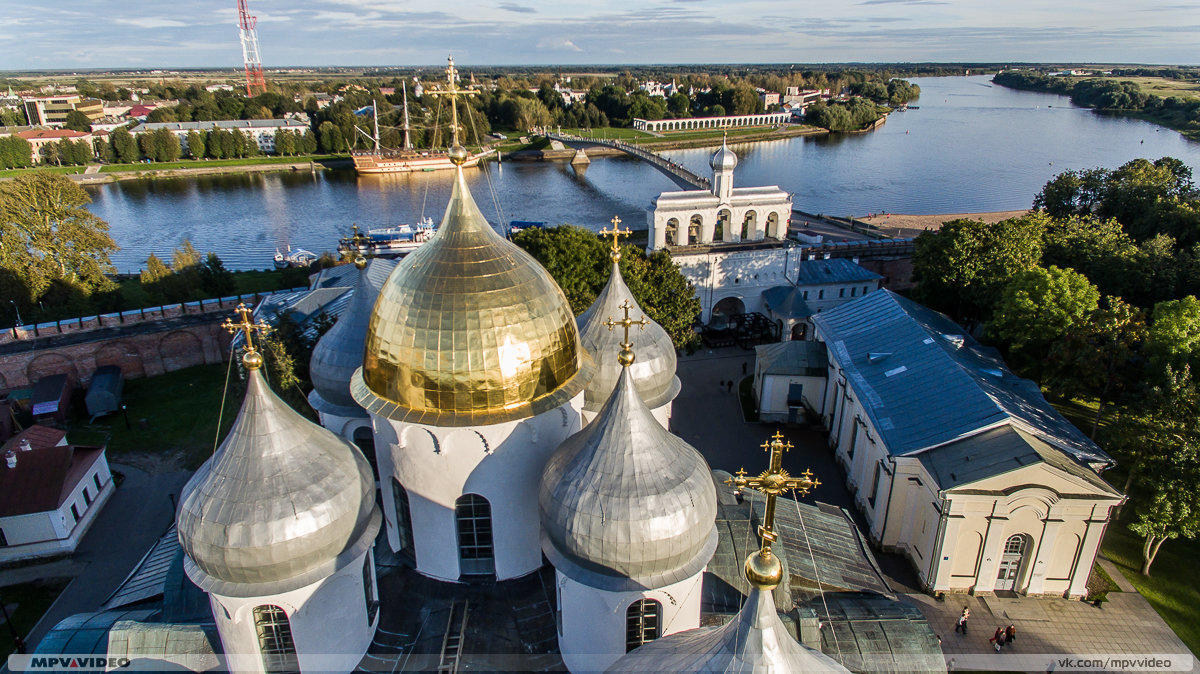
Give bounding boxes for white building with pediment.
[647,139,792,251]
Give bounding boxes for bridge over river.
[543,131,710,191]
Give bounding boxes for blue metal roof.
[763,285,813,318]
[792,258,882,287]
[811,290,1110,467]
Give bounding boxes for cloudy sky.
[3,0,1198,70]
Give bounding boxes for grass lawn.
[0,578,71,659]
[558,127,654,141]
[1102,521,1200,656]
[1109,76,1200,100]
[68,363,243,471]
[0,165,85,178]
[99,154,346,173]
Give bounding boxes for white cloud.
[536,37,583,52]
[114,17,187,29]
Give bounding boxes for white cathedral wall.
[672,247,802,322]
[209,548,377,674]
[556,570,704,673]
[373,393,584,582]
[317,411,371,444]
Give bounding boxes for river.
[86,75,1200,272]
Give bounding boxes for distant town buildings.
[634,111,790,133]
[132,118,309,154]
[22,94,103,126]
[11,128,94,163]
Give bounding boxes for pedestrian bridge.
[543,131,710,192]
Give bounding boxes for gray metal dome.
[576,261,680,413]
[308,258,394,418]
[607,585,850,672]
[539,366,717,592]
[710,137,738,172]
[178,369,381,597]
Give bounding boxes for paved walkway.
[13,463,190,650]
[1098,556,1139,592]
[910,591,1196,671]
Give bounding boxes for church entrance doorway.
[711,296,745,320]
[455,493,496,580]
[995,534,1028,591]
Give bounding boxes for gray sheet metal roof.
[807,593,947,673]
[756,340,828,378]
[793,258,882,287]
[102,524,180,610]
[106,621,222,671]
[919,424,1120,495]
[576,260,680,412]
[309,259,393,417]
[540,367,717,592]
[35,610,160,656]
[762,284,814,318]
[608,585,849,673]
[177,369,381,597]
[811,290,1111,467]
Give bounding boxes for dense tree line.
[993,70,1200,140]
[848,78,921,106]
[0,135,33,168]
[910,156,1200,575]
[804,98,890,132]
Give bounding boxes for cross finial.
[339,224,371,268]
[602,299,649,367]
[726,431,820,586]
[429,54,479,159]
[222,303,272,370]
[599,215,631,262]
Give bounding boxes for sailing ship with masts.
[352,56,492,174]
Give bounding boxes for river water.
[86,75,1200,272]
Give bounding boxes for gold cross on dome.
[727,431,820,553]
[222,303,272,356]
[428,55,479,149]
[603,299,649,349]
[339,224,370,257]
[599,215,630,261]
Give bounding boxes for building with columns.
[810,290,1122,597]
[633,112,790,133]
[647,138,791,251]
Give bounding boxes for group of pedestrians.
[954,607,1017,653]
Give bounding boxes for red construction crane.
[237,0,266,97]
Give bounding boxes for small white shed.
[753,341,828,424]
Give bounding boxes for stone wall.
[0,313,231,390]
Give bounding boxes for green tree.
[1145,295,1200,374]
[0,136,33,168]
[140,253,171,288]
[912,214,1046,323]
[1131,474,1200,576]
[511,225,700,348]
[63,109,93,132]
[185,130,206,159]
[110,127,139,163]
[991,265,1100,361]
[0,174,118,309]
[199,253,236,297]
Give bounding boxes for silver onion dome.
[539,365,717,591]
[607,583,849,672]
[178,368,381,597]
[309,258,394,418]
[710,136,738,171]
[576,261,680,413]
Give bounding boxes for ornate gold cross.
[222,303,272,361]
[428,55,478,150]
[599,215,630,262]
[339,224,370,264]
[603,299,649,366]
[727,431,820,553]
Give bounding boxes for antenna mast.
[237,0,267,97]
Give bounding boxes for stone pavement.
[907,591,1196,672]
[8,462,191,651]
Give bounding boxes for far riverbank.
[859,210,1029,238]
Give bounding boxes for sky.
[3,0,1199,70]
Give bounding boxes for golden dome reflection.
[352,167,591,427]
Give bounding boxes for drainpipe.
[927,491,950,591]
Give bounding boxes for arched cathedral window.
[625,599,662,652]
[252,605,298,674]
[455,493,495,579]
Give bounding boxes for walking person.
[1005,624,1016,647]
[954,607,970,635]
[726,379,734,393]
[990,626,1005,652]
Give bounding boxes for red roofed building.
[0,425,114,563]
[12,128,94,164]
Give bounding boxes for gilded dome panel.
[357,168,590,427]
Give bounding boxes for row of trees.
[848,78,922,106]
[993,71,1200,140]
[0,135,33,168]
[910,157,1200,575]
[140,241,236,304]
[804,98,890,132]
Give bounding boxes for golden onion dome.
[352,167,591,427]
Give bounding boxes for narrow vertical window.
[392,479,415,562]
[625,599,663,652]
[253,605,298,674]
[455,494,495,579]
[363,556,379,625]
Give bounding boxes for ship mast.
[371,98,381,154]
[402,81,412,150]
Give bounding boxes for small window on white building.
[70,504,80,524]
[868,462,882,507]
[0,528,7,547]
[839,288,845,298]
[848,419,859,460]
[625,599,662,652]
[94,473,102,492]
[802,290,808,299]
[363,556,379,625]
[253,605,298,674]
[83,487,92,507]
[818,289,824,300]
[851,287,857,297]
